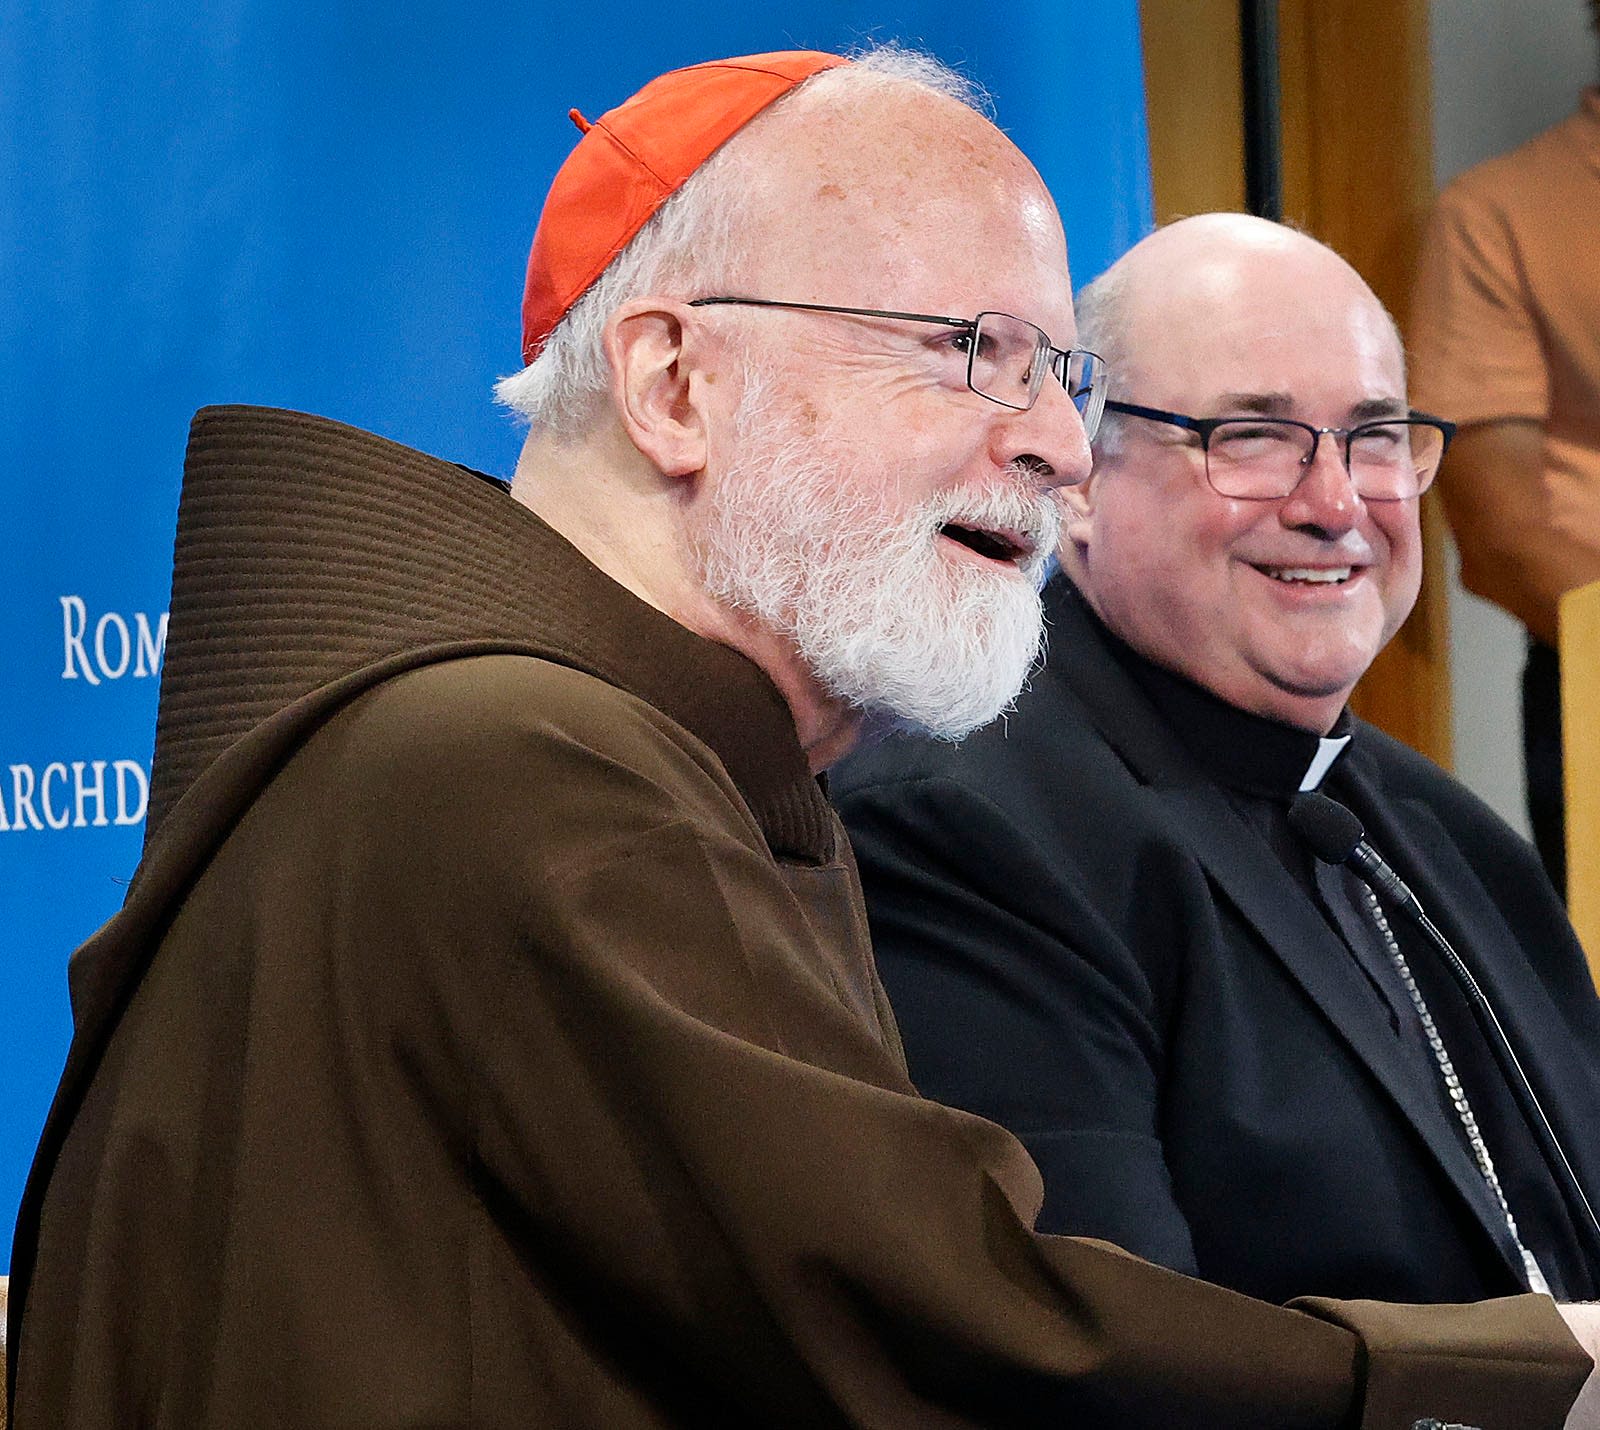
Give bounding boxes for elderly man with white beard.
[8,55,1600,1430]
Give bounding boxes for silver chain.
[1359,884,1551,1295]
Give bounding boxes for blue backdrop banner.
[0,0,1152,1263]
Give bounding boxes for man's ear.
[604,298,714,479]
[1060,462,1102,550]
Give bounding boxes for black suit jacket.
[833,577,1600,1307]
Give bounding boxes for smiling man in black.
[833,213,1600,1310]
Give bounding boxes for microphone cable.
[1288,789,1600,1269]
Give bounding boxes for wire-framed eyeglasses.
[1102,400,1456,501]
[688,297,1107,438]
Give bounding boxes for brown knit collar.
[149,405,836,862]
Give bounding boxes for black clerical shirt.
[1094,609,1598,1301]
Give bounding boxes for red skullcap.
[519,50,849,364]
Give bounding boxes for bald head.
[723,69,1065,309]
[1079,214,1402,424]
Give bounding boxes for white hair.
[494,44,988,441]
[691,362,1057,740]
[1072,263,1135,458]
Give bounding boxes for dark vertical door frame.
[1241,0,1282,218]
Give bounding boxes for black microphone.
[1288,789,1600,1264]
[1289,790,1424,919]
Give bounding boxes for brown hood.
[147,406,833,860]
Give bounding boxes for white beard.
[692,379,1059,741]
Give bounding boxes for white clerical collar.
[1299,733,1353,792]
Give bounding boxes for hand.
[1559,1304,1600,1428]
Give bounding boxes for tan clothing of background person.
[1409,85,1600,889]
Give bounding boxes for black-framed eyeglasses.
[1102,399,1456,501]
[688,296,1107,438]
